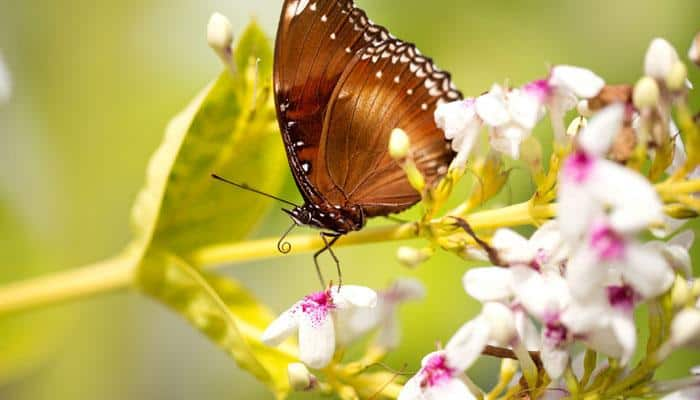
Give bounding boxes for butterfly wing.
[274,0,392,205]
[318,40,462,216]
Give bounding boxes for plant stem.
[0,254,137,315]
[0,201,555,317]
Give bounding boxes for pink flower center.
[589,222,626,261]
[543,311,568,347]
[523,79,553,103]
[298,290,335,327]
[563,150,595,183]
[607,284,638,312]
[419,353,455,388]
[530,248,549,271]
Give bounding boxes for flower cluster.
[259,34,700,400]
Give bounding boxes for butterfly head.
[283,204,365,235]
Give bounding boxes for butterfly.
[215,0,461,285]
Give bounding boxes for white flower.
[645,38,680,81]
[510,267,574,378]
[565,217,674,300]
[476,84,542,159]
[261,285,377,369]
[398,351,476,400]
[400,302,517,400]
[558,104,665,241]
[0,51,11,105]
[435,98,482,168]
[522,65,605,141]
[335,278,425,348]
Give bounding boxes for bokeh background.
[1,1,699,399]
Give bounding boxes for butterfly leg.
[313,232,341,288]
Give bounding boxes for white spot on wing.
[296,0,310,15]
[321,14,327,22]
[376,71,383,78]
[309,1,317,11]
[330,32,336,40]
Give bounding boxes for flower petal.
[463,267,514,302]
[332,285,377,309]
[508,89,543,129]
[491,228,534,264]
[425,378,476,400]
[550,65,605,99]
[376,311,401,348]
[445,317,491,371]
[590,160,664,233]
[261,308,299,346]
[298,311,335,369]
[397,374,423,400]
[578,103,624,156]
[611,314,636,364]
[435,99,477,140]
[566,248,606,301]
[390,278,427,302]
[585,324,625,360]
[622,243,673,299]
[476,85,510,126]
[541,338,570,379]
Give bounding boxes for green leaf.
[129,22,294,397]
[130,20,286,255]
[139,251,295,398]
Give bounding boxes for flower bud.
[666,61,688,91]
[0,52,11,105]
[405,161,425,192]
[633,76,660,108]
[577,100,593,117]
[671,308,700,348]
[207,13,234,54]
[396,246,431,268]
[287,362,317,391]
[671,275,691,309]
[689,32,700,67]
[645,38,680,80]
[566,116,587,137]
[389,128,410,159]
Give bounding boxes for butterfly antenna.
[367,363,411,400]
[277,222,295,254]
[211,173,298,207]
[450,216,503,266]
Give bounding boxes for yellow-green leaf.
[130,20,285,255]
[130,21,294,397]
[139,251,296,398]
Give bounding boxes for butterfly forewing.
[318,40,461,216]
[274,0,462,228]
[274,0,391,204]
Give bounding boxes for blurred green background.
[0,1,699,399]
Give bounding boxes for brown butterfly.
[215,0,461,284]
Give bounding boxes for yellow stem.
[0,254,137,315]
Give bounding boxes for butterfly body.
[274,0,462,238]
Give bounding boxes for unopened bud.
[0,52,10,104]
[396,246,431,268]
[207,13,234,64]
[287,362,317,391]
[645,38,680,80]
[671,308,700,348]
[689,32,700,67]
[672,275,691,309]
[577,100,593,117]
[405,161,425,192]
[389,128,410,159]
[666,61,688,91]
[338,385,359,400]
[633,76,660,108]
[566,116,587,137]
